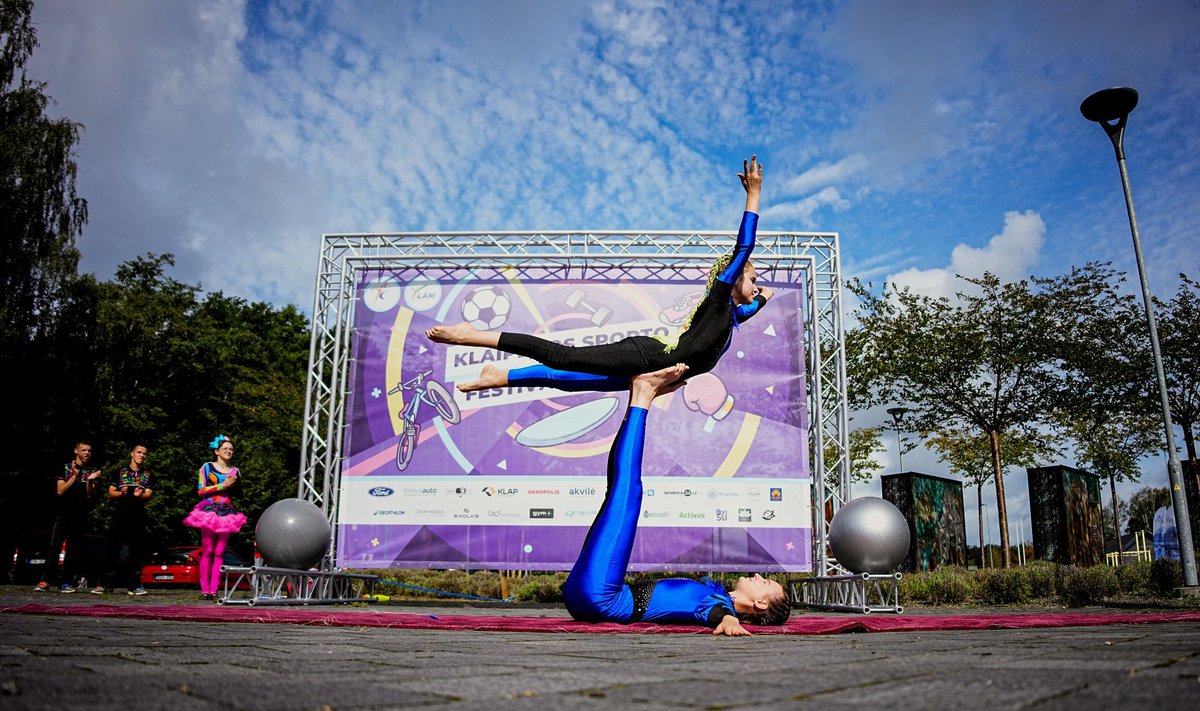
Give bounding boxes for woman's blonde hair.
[654,254,735,353]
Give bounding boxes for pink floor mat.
[5,603,1200,635]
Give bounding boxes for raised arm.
[716,155,762,285]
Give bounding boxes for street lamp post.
[886,406,910,473]
[1081,87,1198,588]
[981,502,989,569]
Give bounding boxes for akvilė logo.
[368,487,394,497]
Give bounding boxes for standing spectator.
[91,444,153,596]
[34,440,103,592]
[183,435,246,601]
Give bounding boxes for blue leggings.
[561,406,646,622]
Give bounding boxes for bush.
[1149,559,1183,597]
[978,567,1032,605]
[516,572,569,602]
[1023,561,1058,598]
[1114,560,1152,596]
[1059,565,1120,607]
[900,566,977,605]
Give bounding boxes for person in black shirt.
[34,440,103,593]
[91,444,154,595]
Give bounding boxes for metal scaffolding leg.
[792,573,903,614]
[218,566,379,606]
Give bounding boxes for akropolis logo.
[527,488,560,495]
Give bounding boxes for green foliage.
[2,0,89,533]
[13,253,310,550]
[1114,560,1152,596]
[977,567,1033,604]
[1058,565,1120,607]
[899,566,978,604]
[516,573,570,602]
[1149,559,1183,597]
[1024,561,1058,598]
[1156,275,1200,459]
[1125,487,1171,536]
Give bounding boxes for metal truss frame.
[299,229,851,574]
[793,573,904,614]
[217,565,379,606]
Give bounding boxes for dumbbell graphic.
[565,288,613,326]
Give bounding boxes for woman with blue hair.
[183,434,247,601]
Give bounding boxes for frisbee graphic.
[515,397,620,447]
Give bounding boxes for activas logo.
[368,487,394,497]
[678,512,706,520]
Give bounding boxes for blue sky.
[29,0,1200,550]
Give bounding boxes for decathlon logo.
[368,487,394,497]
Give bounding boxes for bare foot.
[426,322,482,345]
[630,363,689,406]
[458,364,508,392]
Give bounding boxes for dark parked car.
[140,546,252,589]
[10,530,108,586]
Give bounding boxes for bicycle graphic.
[388,370,462,471]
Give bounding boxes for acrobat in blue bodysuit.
[562,405,738,627]
[502,211,767,393]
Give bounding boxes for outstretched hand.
[712,614,752,637]
[738,155,762,195]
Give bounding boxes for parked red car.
[140,546,252,589]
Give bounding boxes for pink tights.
[199,529,231,595]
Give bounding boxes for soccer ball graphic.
[461,286,511,330]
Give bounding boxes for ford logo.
[368,487,394,497]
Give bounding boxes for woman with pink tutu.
[183,435,247,601]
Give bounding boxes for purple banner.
[337,267,810,572]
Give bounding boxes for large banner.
[337,266,811,571]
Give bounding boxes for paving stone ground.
[1,586,1197,710]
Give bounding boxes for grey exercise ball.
[255,498,331,570]
[828,497,910,574]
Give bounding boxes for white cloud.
[762,187,850,227]
[782,154,869,196]
[887,210,1046,300]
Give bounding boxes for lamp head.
[1080,87,1138,123]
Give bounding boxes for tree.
[848,266,1110,567]
[39,254,310,549]
[1054,267,1160,540]
[924,428,1055,567]
[1,0,88,555]
[1157,274,1200,463]
[822,426,886,489]
[1126,486,1171,536]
